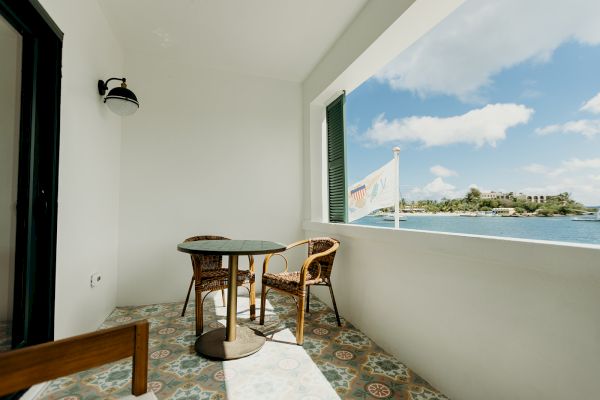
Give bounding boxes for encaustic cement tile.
[39,293,449,400]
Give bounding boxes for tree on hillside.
[465,187,481,203]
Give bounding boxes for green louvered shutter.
[326,93,347,223]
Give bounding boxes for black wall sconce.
[97,77,139,116]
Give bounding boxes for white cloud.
[536,93,600,138]
[521,163,550,174]
[363,103,533,147]
[581,92,600,114]
[519,182,600,206]
[409,177,461,200]
[430,165,457,177]
[518,158,600,204]
[375,0,600,100]
[535,120,600,138]
[562,158,600,170]
[522,158,600,177]
[346,123,359,138]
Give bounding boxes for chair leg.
[328,283,342,327]
[259,286,267,325]
[305,285,310,313]
[221,289,226,307]
[181,276,194,317]
[296,292,306,346]
[195,287,203,336]
[249,279,256,321]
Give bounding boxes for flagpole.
[393,147,400,229]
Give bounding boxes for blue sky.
[346,0,600,206]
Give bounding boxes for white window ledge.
[304,220,600,249]
[303,220,600,277]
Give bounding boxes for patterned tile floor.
[38,293,448,399]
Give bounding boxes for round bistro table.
[177,239,286,360]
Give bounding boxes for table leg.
[194,253,266,360]
[226,255,238,341]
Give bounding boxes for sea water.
[352,215,600,245]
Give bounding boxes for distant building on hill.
[481,191,516,200]
[481,191,503,200]
[481,191,552,203]
[525,194,549,203]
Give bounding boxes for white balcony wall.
[306,222,600,399]
[117,58,303,306]
[301,0,600,398]
[38,0,124,338]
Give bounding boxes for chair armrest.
[262,253,288,275]
[285,239,309,250]
[262,239,309,274]
[299,241,339,285]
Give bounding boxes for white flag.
[348,159,396,222]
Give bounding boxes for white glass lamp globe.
[104,85,139,116]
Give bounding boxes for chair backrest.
[307,237,339,280]
[0,320,149,397]
[184,235,230,274]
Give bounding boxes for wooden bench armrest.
[0,320,149,397]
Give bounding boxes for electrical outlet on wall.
[90,272,102,288]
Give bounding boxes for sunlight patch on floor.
[208,295,339,399]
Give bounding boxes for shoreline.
[372,212,578,218]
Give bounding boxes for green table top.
[177,239,286,256]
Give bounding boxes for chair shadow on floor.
[203,291,301,346]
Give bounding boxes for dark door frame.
[0,0,62,356]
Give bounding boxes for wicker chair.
[259,237,340,345]
[182,235,256,335]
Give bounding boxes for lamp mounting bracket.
[98,77,126,96]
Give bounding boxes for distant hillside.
[404,189,592,215]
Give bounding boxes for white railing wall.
[305,221,600,400]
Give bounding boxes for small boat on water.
[382,213,407,221]
[572,210,600,222]
[458,212,478,217]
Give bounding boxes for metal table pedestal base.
[195,326,266,360]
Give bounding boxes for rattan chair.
[259,237,340,345]
[182,235,256,335]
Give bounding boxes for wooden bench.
[0,320,152,398]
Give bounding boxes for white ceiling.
[98,0,369,82]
